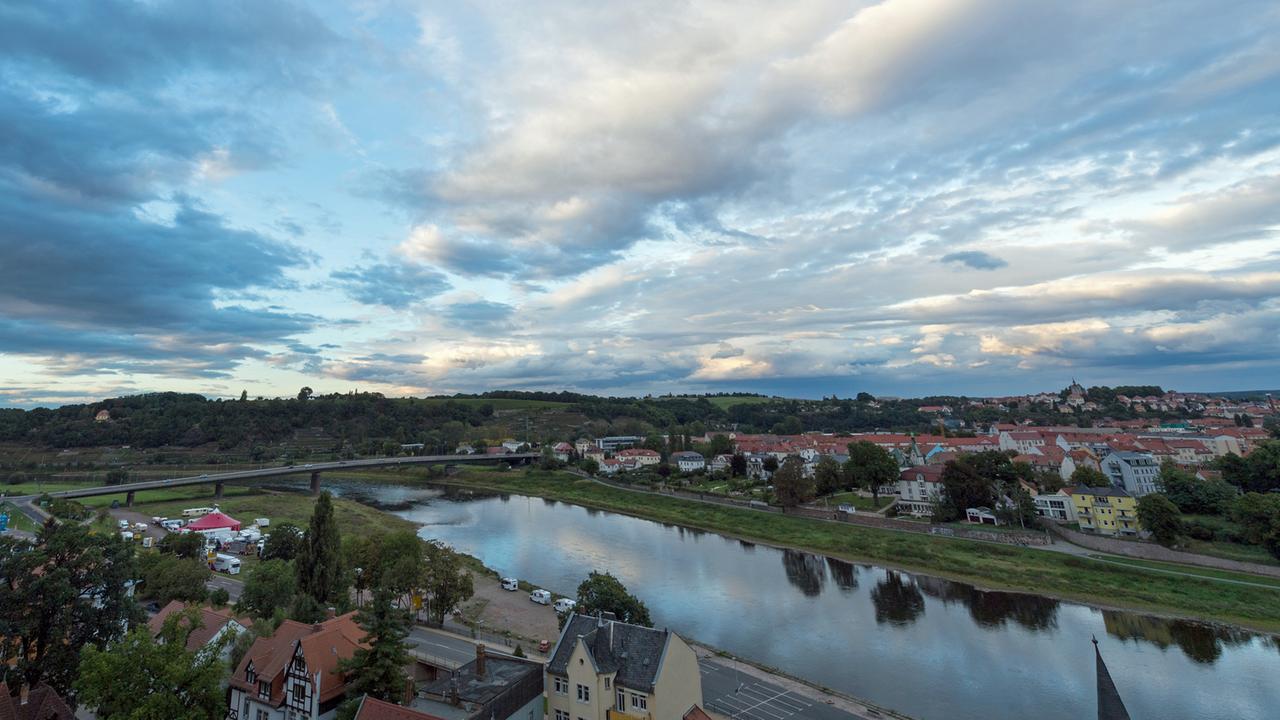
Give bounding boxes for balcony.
[608,710,649,720]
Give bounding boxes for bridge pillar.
[310,471,321,496]
[215,481,224,500]
[126,490,135,507]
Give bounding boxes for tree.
[104,468,128,486]
[813,456,843,497]
[138,554,210,605]
[772,457,814,508]
[76,610,227,720]
[297,386,313,402]
[0,523,139,699]
[235,559,297,618]
[260,522,305,561]
[339,587,411,705]
[730,452,747,477]
[844,441,900,504]
[297,492,343,605]
[762,456,779,473]
[158,531,205,560]
[937,457,997,522]
[420,540,474,627]
[579,458,599,475]
[855,392,876,403]
[1070,466,1112,488]
[1219,441,1280,493]
[576,571,652,627]
[1137,493,1183,548]
[209,587,230,609]
[239,389,248,402]
[1228,493,1280,560]
[996,486,1037,529]
[1157,461,1237,515]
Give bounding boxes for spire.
[1094,636,1131,720]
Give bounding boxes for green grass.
[76,484,259,508]
[436,469,1280,633]
[0,502,39,533]
[124,487,416,537]
[0,480,99,496]
[1085,555,1280,589]
[1183,539,1280,566]
[659,395,779,410]
[820,492,892,511]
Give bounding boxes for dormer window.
[292,656,306,672]
[245,666,256,684]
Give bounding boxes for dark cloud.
[441,301,515,332]
[711,342,745,359]
[941,251,1008,270]
[330,262,452,309]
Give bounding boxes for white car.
[500,577,519,591]
[529,589,551,605]
[117,519,129,529]
[554,598,577,614]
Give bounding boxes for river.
[309,479,1280,720]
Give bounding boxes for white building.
[1100,451,1161,497]
[895,466,944,517]
[1033,492,1077,522]
[670,451,706,473]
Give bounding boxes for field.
[1086,555,1280,590]
[660,395,780,410]
[820,491,892,512]
[124,487,417,537]
[418,397,570,410]
[433,469,1280,632]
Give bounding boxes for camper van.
[141,536,154,549]
[500,577,519,591]
[529,589,551,605]
[117,519,130,529]
[161,519,184,531]
[212,554,241,575]
[181,507,214,518]
[119,531,134,542]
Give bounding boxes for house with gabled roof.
[147,599,251,660]
[227,611,366,720]
[546,613,704,720]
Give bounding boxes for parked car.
[529,589,552,605]
[538,639,551,653]
[838,504,855,514]
[500,577,519,591]
[553,598,577,614]
[150,516,165,525]
[117,519,129,529]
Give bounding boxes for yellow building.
[546,612,710,720]
[1065,485,1140,537]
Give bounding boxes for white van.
[529,589,551,605]
[212,554,241,575]
[254,518,270,527]
[117,519,129,529]
[181,507,214,518]
[500,577,519,591]
[133,522,148,532]
[554,598,577,614]
[141,536,154,549]
[119,531,134,542]
[161,519,184,531]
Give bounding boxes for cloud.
[711,342,746,359]
[330,262,452,309]
[941,251,1008,270]
[440,301,516,332]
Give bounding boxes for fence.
[1044,521,1280,578]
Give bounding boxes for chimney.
[475,644,487,678]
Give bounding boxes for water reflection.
[1103,612,1255,664]
[916,576,1059,632]
[871,571,926,626]
[825,557,858,592]
[782,549,826,597]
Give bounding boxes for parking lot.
[699,657,888,720]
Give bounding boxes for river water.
[308,479,1280,720]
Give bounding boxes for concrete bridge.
[20,453,538,509]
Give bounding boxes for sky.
[2,0,1279,408]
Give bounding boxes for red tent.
[185,511,241,532]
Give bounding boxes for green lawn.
[123,487,416,538]
[1086,555,1280,590]
[1183,538,1280,566]
[436,469,1280,633]
[819,492,892,511]
[0,502,40,533]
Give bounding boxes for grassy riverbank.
[431,469,1280,633]
[129,488,417,537]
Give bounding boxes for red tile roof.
[0,683,73,720]
[229,612,366,708]
[147,600,252,652]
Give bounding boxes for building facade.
[1064,486,1139,537]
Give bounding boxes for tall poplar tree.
[340,587,411,704]
[297,491,343,604]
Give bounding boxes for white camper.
[212,554,241,575]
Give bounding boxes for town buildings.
[546,613,706,720]
[1063,486,1139,536]
[1100,452,1161,497]
[228,612,365,720]
[413,645,543,720]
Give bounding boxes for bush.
[1184,521,1216,541]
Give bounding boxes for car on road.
[304,464,312,468]
[529,589,551,605]
[163,479,171,484]
[199,474,208,479]
[500,577,519,591]
[553,598,577,614]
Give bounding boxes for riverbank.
[423,469,1280,634]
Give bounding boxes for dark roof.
[0,683,74,720]
[355,696,445,720]
[1065,485,1131,499]
[547,614,670,692]
[420,652,542,714]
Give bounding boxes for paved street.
[206,574,244,602]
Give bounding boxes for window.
[255,711,269,720]
[554,676,568,695]
[617,690,626,711]
[604,677,611,689]
[554,711,569,720]
[292,656,306,672]
[245,668,256,684]
[292,682,307,701]
[257,680,270,699]
[631,694,648,711]
[576,684,590,703]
